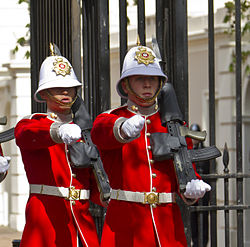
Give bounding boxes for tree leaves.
[12,0,30,59]
[223,0,250,77]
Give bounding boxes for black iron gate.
[30,0,189,119]
[28,0,249,246]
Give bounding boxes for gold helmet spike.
[136,35,141,46]
[49,43,62,56]
[50,43,55,56]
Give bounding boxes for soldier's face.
[40,87,76,114]
[122,75,159,107]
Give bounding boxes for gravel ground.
[0,226,22,247]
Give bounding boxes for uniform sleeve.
[91,113,130,150]
[15,118,57,150]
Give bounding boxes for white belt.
[110,189,176,205]
[30,184,90,201]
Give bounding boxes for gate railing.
[203,0,246,246]
[190,143,250,247]
[26,0,248,247]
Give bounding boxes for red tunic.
[15,113,100,247]
[91,102,198,247]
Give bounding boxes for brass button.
[150,159,154,164]
[72,201,76,205]
[50,113,57,119]
[152,203,157,208]
[131,105,138,112]
[152,173,157,178]
[146,133,151,137]
[155,104,158,110]
[72,173,76,178]
[146,119,151,124]
[147,146,152,150]
[152,187,157,192]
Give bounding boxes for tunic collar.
[127,99,159,116]
[47,108,73,123]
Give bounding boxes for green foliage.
[223,0,250,76]
[12,0,30,59]
[18,0,29,3]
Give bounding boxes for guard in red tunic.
[15,51,100,247]
[0,145,10,182]
[91,45,211,247]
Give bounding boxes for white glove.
[184,179,211,199]
[0,156,11,173]
[58,124,82,145]
[121,115,145,138]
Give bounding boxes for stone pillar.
[1,61,31,231]
[216,40,237,246]
[243,76,250,247]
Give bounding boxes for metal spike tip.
[136,35,141,46]
[49,43,55,56]
[49,43,62,56]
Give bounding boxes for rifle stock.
[81,129,111,200]
[69,95,111,201]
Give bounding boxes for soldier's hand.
[121,115,145,138]
[184,179,211,199]
[59,124,82,145]
[0,156,11,173]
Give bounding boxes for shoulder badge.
[53,57,71,76]
[135,47,155,65]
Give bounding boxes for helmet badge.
[135,47,155,66]
[53,57,72,76]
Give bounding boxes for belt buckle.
[144,192,159,205]
[67,186,80,200]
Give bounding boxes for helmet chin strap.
[124,78,163,104]
[46,90,77,107]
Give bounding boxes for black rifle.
[68,95,111,201]
[150,83,221,193]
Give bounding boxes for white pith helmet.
[116,45,168,99]
[34,55,82,102]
